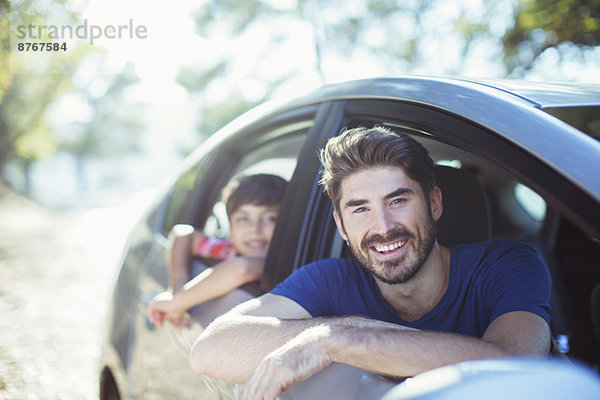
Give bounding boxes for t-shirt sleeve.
[194,236,236,261]
[270,260,339,317]
[480,240,551,324]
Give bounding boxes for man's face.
[229,203,279,258]
[333,166,442,285]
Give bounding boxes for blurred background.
[1,0,599,398]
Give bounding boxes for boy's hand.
[147,291,188,329]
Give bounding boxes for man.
[189,126,551,400]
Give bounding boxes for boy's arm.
[171,256,264,312]
[168,224,198,293]
[148,257,264,328]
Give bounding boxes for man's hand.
[243,325,333,400]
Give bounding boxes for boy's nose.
[249,219,263,232]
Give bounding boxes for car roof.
[284,76,600,200]
[201,76,600,202]
[457,78,600,108]
[291,75,600,109]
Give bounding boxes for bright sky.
[69,0,327,175]
[81,0,206,105]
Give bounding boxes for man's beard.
[348,215,437,285]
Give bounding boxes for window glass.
[160,154,214,237]
[161,169,200,237]
[514,183,547,222]
[543,106,600,142]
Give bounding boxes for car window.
[202,132,307,239]
[192,120,311,241]
[319,99,600,368]
[543,106,600,142]
[159,154,215,238]
[514,183,547,222]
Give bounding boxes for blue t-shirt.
[271,239,551,337]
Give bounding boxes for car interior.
[412,131,600,368]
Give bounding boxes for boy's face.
[228,203,280,258]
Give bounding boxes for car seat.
[433,165,492,246]
[337,164,492,259]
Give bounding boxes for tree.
[0,0,89,190]
[178,0,599,150]
[1,0,146,194]
[503,0,600,76]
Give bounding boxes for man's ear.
[333,210,348,241]
[430,186,443,222]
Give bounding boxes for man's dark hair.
[318,126,435,212]
[222,174,287,217]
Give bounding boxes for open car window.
[202,131,306,240]
[318,99,599,368]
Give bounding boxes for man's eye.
[353,207,367,214]
[391,198,406,205]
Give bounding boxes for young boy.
[147,173,287,329]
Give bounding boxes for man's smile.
[372,240,407,254]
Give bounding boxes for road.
[0,184,147,399]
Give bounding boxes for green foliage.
[178,0,600,153]
[0,0,87,176]
[503,0,600,73]
[1,1,145,193]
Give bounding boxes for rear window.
[543,106,600,142]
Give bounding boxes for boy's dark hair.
[318,126,435,213]
[222,173,287,217]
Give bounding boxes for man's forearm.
[191,311,547,388]
[189,313,414,383]
[190,314,319,383]
[326,324,506,378]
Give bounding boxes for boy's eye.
[265,215,278,223]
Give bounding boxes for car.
[99,76,600,399]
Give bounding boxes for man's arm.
[189,293,317,382]
[191,293,549,399]
[242,311,549,400]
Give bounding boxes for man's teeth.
[375,241,406,253]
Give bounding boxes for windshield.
[543,106,600,142]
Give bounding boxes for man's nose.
[371,207,396,234]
